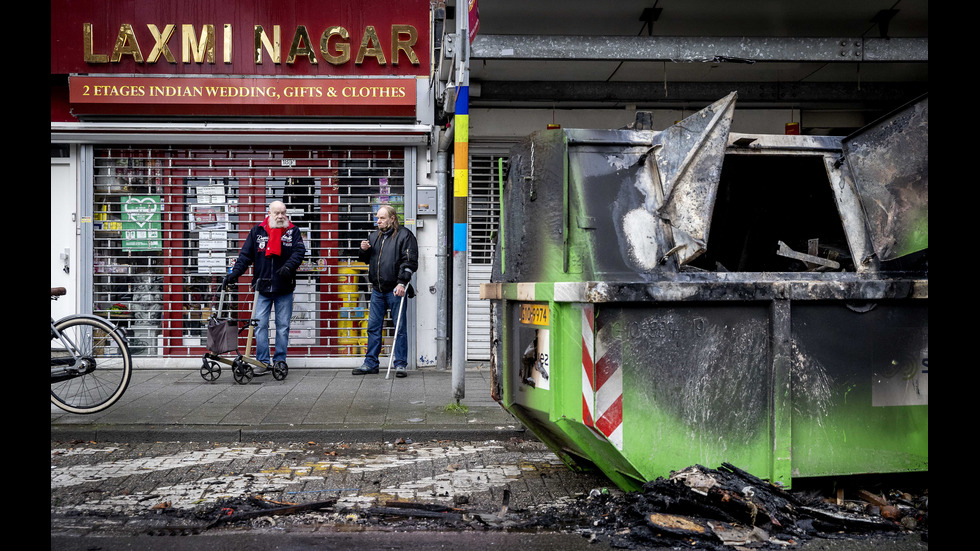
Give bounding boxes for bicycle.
[51,287,133,414]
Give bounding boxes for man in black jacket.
[223,201,306,372]
[353,204,418,377]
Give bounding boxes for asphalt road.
[50,438,928,550]
[49,531,928,551]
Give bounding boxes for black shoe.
[395,367,407,378]
[253,363,271,375]
[352,365,379,375]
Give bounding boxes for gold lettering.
[200,85,277,98]
[146,24,176,63]
[286,25,318,64]
[223,24,232,64]
[111,24,143,63]
[340,86,407,99]
[91,84,146,97]
[82,23,109,63]
[254,25,281,64]
[182,24,215,63]
[81,22,422,69]
[320,26,350,65]
[355,26,386,65]
[283,86,322,98]
[149,85,205,97]
[391,25,419,66]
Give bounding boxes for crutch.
[385,289,408,380]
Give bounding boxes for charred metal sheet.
[493,128,569,283]
[790,302,928,476]
[652,92,736,265]
[776,240,841,270]
[560,95,733,278]
[550,275,927,303]
[821,156,879,272]
[608,302,773,446]
[841,95,928,261]
[726,132,843,152]
[565,130,653,146]
[567,137,670,278]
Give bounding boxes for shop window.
[91,146,405,359]
[51,144,70,158]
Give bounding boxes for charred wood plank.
[799,506,902,532]
[367,506,464,521]
[206,498,337,528]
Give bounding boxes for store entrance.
[91,145,406,362]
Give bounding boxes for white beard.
[269,216,288,229]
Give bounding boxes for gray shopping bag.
[206,286,238,354]
[207,316,238,354]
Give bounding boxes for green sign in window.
[121,195,162,252]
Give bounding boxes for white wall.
[410,77,441,367]
[412,146,440,367]
[50,148,79,320]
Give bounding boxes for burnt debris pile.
[520,463,927,550]
[145,461,926,549]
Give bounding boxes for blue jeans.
[363,289,407,369]
[254,291,293,364]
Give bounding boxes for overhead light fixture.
[639,7,663,36]
[871,9,899,39]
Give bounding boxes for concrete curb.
[50,424,529,444]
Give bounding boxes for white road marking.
[51,444,565,515]
[51,446,291,489]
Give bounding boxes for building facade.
[51,1,927,371]
[51,0,441,368]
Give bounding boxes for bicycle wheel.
[51,316,132,414]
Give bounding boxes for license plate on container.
[519,303,549,326]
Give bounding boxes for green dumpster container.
[482,93,927,490]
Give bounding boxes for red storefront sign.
[51,0,429,119]
[68,75,417,117]
[71,76,414,106]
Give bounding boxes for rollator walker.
[200,285,288,384]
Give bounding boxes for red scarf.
[260,218,293,256]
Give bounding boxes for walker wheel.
[272,361,288,381]
[232,357,253,384]
[200,359,221,382]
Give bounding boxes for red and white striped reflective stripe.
[581,304,599,435]
[581,305,623,449]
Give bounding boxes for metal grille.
[90,145,405,360]
[466,152,508,361]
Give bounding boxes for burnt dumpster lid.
[841,95,928,262]
[654,92,737,267]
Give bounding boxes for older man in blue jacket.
[223,201,305,372]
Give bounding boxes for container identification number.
[520,304,549,326]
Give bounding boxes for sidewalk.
[50,364,529,444]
